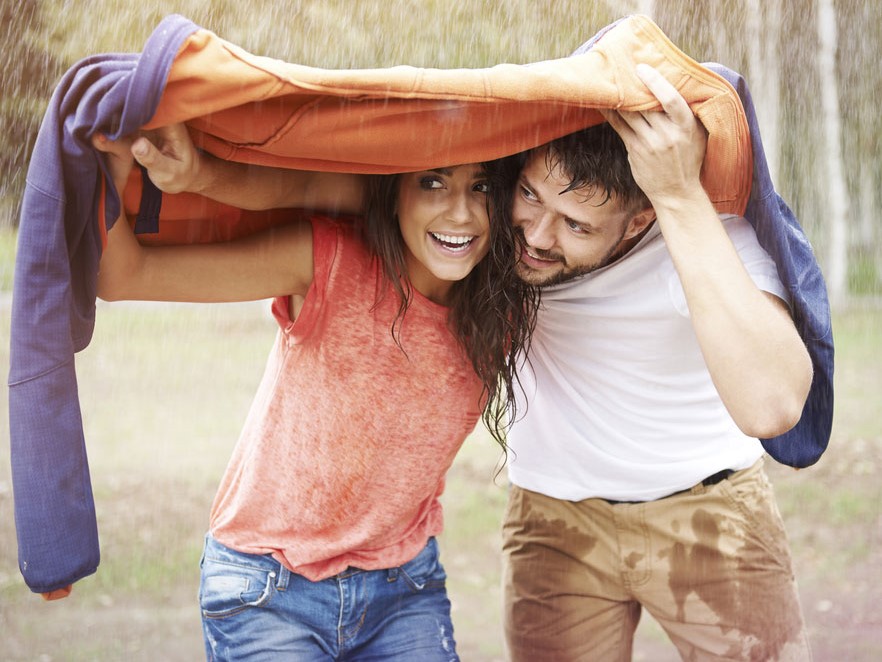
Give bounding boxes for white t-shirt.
[507,215,788,502]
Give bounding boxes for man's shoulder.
[718,213,754,236]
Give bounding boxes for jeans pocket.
[200,558,277,619]
[398,538,447,593]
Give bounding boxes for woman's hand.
[129,123,206,194]
[91,131,136,198]
[93,124,205,195]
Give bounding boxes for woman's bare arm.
[94,133,315,304]
[128,123,366,214]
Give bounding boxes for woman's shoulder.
[308,213,366,248]
[307,213,377,282]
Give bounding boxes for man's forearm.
[658,192,813,439]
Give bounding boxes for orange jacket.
[127,13,751,245]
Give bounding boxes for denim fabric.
[8,15,200,593]
[199,535,458,661]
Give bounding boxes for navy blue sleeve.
[8,15,199,593]
[707,64,834,468]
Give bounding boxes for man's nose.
[521,213,555,250]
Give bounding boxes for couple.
[95,60,812,662]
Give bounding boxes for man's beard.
[513,226,627,287]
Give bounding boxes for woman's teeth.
[431,232,474,251]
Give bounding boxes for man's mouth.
[430,232,475,253]
[519,244,564,268]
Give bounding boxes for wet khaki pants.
[502,459,811,661]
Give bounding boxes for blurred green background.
[2,0,880,303]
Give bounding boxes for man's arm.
[127,123,366,215]
[603,65,812,439]
[93,133,315,304]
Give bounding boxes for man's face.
[511,148,651,287]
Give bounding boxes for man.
[100,65,813,660]
[501,65,813,661]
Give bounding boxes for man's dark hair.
[544,122,650,211]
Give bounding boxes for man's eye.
[420,177,444,190]
[566,219,587,233]
[520,185,537,201]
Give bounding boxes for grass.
[0,227,15,292]
[2,298,880,660]
[1,210,881,658]
[0,299,513,660]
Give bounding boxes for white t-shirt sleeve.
[669,214,789,317]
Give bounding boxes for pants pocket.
[200,548,277,619]
[398,538,447,592]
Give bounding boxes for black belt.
[602,469,735,505]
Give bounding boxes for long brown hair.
[360,161,537,449]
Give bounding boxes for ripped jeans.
[199,535,458,661]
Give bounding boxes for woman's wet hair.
[361,163,538,451]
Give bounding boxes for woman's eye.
[474,181,490,193]
[419,176,444,190]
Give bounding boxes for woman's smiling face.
[396,163,491,304]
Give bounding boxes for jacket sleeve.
[8,16,200,594]
[706,64,834,468]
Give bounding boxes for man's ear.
[623,207,656,240]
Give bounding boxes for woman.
[94,127,535,661]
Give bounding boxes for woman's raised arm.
[93,133,315,304]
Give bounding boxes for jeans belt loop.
[275,563,291,591]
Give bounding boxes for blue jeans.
[198,534,459,661]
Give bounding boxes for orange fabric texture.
[134,15,751,245]
[40,585,72,601]
[208,217,484,581]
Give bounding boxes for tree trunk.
[745,0,781,186]
[817,0,849,307]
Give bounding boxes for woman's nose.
[446,192,475,224]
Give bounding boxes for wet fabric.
[570,23,833,469]
[8,19,200,594]
[507,216,782,502]
[9,13,831,594]
[706,64,833,468]
[502,459,811,661]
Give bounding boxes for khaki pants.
[502,459,811,661]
